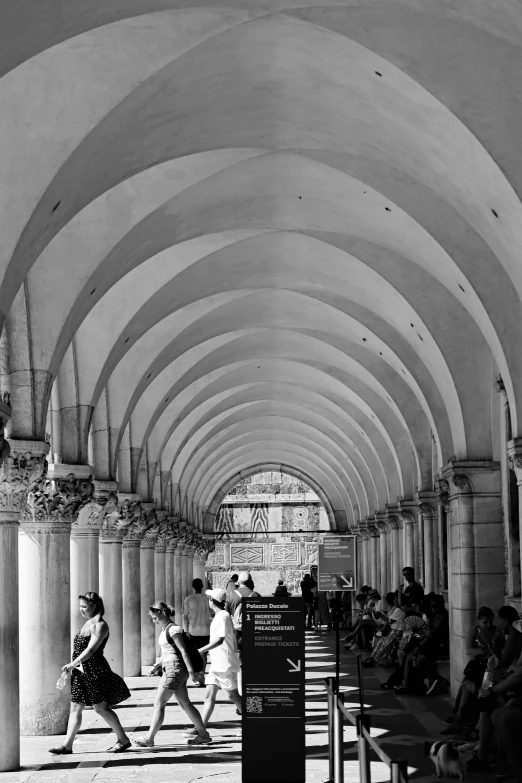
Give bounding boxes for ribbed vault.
[2,0,522,531]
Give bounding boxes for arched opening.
[205,469,327,596]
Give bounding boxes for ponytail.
[149,601,175,617]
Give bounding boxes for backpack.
[165,623,204,672]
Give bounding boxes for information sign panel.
[318,535,356,590]
[242,596,305,783]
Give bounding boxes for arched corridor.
[2,0,522,775]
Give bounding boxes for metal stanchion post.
[334,693,344,783]
[357,713,371,783]
[325,677,335,783]
[391,760,400,783]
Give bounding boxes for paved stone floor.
[3,629,485,783]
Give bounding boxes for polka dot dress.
[70,632,130,707]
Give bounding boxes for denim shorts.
[160,662,189,691]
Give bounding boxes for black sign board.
[242,596,305,783]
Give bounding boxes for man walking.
[183,578,211,687]
[185,588,242,736]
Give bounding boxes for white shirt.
[183,593,211,636]
[158,624,182,663]
[388,607,406,631]
[208,610,240,673]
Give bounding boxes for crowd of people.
[48,571,267,754]
[47,567,522,776]
[338,567,522,778]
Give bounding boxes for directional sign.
[242,596,305,783]
[318,534,357,591]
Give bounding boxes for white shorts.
[206,670,238,691]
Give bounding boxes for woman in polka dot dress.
[49,592,131,755]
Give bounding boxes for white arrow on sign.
[340,575,353,587]
[287,658,301,673]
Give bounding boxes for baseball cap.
[206,588,227,603]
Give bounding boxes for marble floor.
[3,629,475,783]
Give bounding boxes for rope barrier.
[324,673,409,783]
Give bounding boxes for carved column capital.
[0,440,49,527]
[398,498,418,526]
[21,462,95,534]
[417,491,438,517]
[452,474,473,493]
[435,478,450,510]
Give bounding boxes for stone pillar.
[368,525,379,590]
[121,500,148,677]
[140,512,159,668]
[386,508,402,591]
[399,501,418,578]
[181,546,189,602]
[187,546,195,591]
[0,439,48,769]
[69,476,111,637]
[154,535,167,653]
[376,519,388,596]
[70,502,102,637]
[417,492,438,594]
[508,438,522,597]
[99,492,127,676]
[173,546,184,625]
[441,461,503,697]
[166,538,177,608]
[193,555,207,587]
[19,457,95,736]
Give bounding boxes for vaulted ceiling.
[2,0,521,532]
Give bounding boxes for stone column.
[0,439,48,769]
[165,534,178,608]
[508,438,522,596]
[368,525,379,589]
[99,493,127,676]
[181,546,189,602]
[69,476,111,637]
[187,545,195,591]
[139,510,159,669]
[376,519,388,596]
[121,500,147,677]
[20,457,95,736]
[417,492,438,594]
[193,550,207,587]
[154,526,168,653]
[70,501,102,637]
[173,546,184,625]
[441,461,503,696]
[386,508,402,591]
[399,501,418,577]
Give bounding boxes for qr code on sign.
[246,696,263,713]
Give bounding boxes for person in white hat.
[183,588,242,738]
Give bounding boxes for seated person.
[381,614,427,689]
[473,611,522,770]
[396,594,449,695]
[343,594,367,639]
[442,605,499,737]
[344,590,381,651]
[362,591,406,667]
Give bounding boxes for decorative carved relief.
[271,542,299,565]
[452,474,472,493]
[100,491,128,538]
[0,447,48,514]
[305,542,318,564]
[230,543,264,565]
[23,470,94,530]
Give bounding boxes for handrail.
[324,673,409,783]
